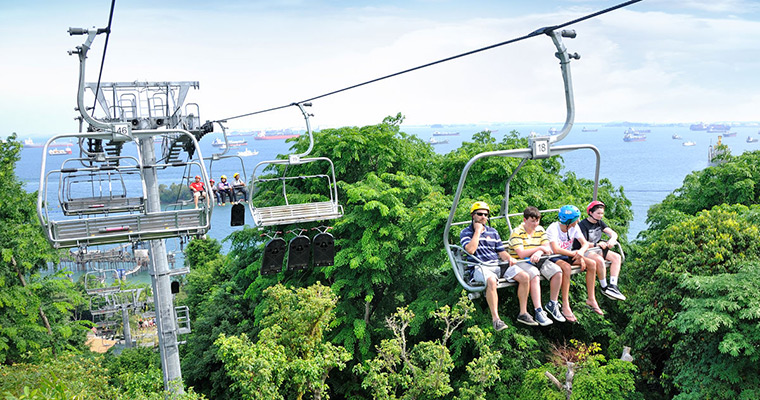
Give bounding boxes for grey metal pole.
[140,137,184,394]
[121,305,132,348]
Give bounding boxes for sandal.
[562,312,577,323]
[585,302,605,316]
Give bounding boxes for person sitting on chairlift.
[460,201,539,331]
[216,175,235,205]
[578,201,626,301]
[508,206,569,324]
[546,205,603,317]
[209,178,222,206]
[189,175,205,209]
[232,172,248,203]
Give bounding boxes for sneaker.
[604,284,627,301]
[544,301,566,322]
[517,313,539,326]
[534,308,553,327]
[492,319,508,332]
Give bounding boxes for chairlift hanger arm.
[69,27,122,135]
[292,102,314,161]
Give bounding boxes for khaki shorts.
[515,259,562,279]
[472,262,520,284]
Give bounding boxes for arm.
[463,223,484,255]
[497,250,517,264]
[513,245,552,263]
[602,227,618,247]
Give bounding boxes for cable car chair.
[443,29,617,298]
[248,103,343,227]
[203,121,250,225]
[57,154,146,216]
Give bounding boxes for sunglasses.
[474,212,489,217]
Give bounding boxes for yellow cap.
[470,201,490,214]
[233,173,239,178]
[221,175,227,179]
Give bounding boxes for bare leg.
[549,273,561,302]
[514,270,530,315]
[530,275,542,309]
[582,256,602,312]
[556,260,573,315]
[607,250,622,278]
[590,252,606,282]
[485,276,500,322]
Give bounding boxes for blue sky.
[2,0,760,136]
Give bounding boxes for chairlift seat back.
[312,232,335,267]
[231,203,246,226]
[261,237,286,275]
[286,235,311,272]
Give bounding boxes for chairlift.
[38,130,213,249]
[84,269,122,295]
[443,29,607,298]
[248,103,343,227]
[204,122,250,225]
[57,155,146,216]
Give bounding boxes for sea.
[15,121,760,281]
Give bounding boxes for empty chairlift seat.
[249,157,343,227]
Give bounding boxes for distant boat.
[682,141,696,147]
[708,124,731,132]
[254,131,301,140]
[23,138,43,148]
[581,127,598,132]
[623,134,646,142]
[212,138,247,147]
[24,138,73,148]
[48,147,73,155]
[429,138,449,145]
[548,127,558,134]
[707,126,729,133]
[638,129,651,133]
[236,148,259,157]
[432,131,460,136]
[672,134,682,140]
[721,131,736,137]
[747,136,758,143]
[690,122,708,131]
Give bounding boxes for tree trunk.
[12,255,55,354]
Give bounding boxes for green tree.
[215,282,351,400]
[623,204,760,398]
[0,135,89,364]
[355,295,504,400]
[666,262,760,400]
[519,340,638,400]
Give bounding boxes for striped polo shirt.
[460,224,505,265]
[508,222,549,258]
